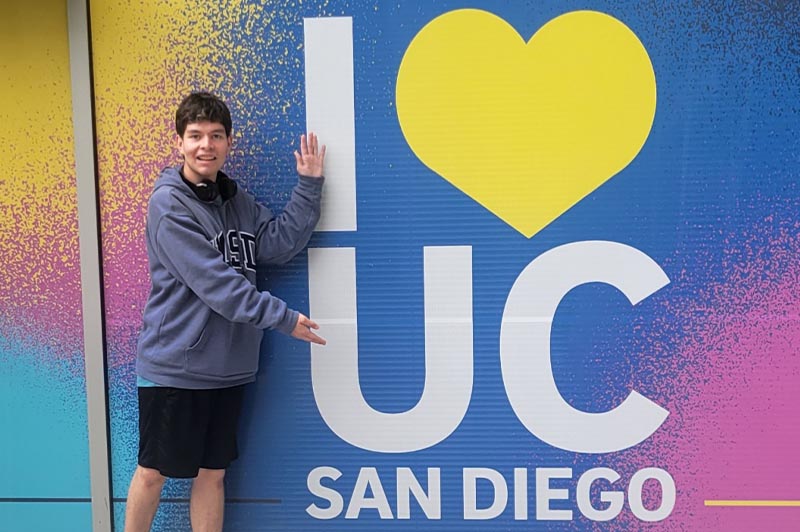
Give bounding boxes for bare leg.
[190,468,226,532]
[124,466,166,532]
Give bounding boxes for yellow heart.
[396,10,656,237]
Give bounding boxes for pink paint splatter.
[603,213,800,530]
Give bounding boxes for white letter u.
[308,246,473,453]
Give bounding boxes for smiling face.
[176,121,232,184]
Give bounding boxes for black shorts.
[137,385,246,479]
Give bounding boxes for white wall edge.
[66,0,113,530]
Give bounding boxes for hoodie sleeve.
[152,209,299,336]
[254,175,324,265]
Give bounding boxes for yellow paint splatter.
[1,0,83,347]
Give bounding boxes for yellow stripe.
[705,500,800,507]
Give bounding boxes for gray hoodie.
[136,165,323,389]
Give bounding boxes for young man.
[124,91,326,532]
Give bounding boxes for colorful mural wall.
[3,0,798,530]
[0,2,92,531]
[92,1,800,530]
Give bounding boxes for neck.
[181,164,217,184]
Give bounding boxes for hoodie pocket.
[184,316,262,379]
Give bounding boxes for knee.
[195,468,226,488]
[134,466,166,490]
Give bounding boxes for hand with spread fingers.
[294,132,326,178]
[291,313,326,345]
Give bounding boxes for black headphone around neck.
[181,170,237,202]
[193,180,220,202]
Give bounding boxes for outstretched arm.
[255,132,327,265]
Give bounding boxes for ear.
[175,134,185,157]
